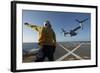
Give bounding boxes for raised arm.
[24,23,42,31]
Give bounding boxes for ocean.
[23,43,39,55]
[22,41,90,55]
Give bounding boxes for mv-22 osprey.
[61,18,89,37]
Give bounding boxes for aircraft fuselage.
[70,30,77,36]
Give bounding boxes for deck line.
[56,43,84,61]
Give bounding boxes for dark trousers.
[35,45,55,62]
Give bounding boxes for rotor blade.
[75,18,89,23]
[75,19,81,23]
[61,28,66,33]
[81,18,89,23]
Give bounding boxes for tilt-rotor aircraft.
[61,18,89,37]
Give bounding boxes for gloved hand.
[24,22,29,25]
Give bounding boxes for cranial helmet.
[44,20,51,27]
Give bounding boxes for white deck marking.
[56,43,84,61]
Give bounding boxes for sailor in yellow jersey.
[24,20,56,62]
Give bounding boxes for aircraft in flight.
[61,18,89,37]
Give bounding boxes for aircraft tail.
[61,28,68,37]
[61,28,66,33]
